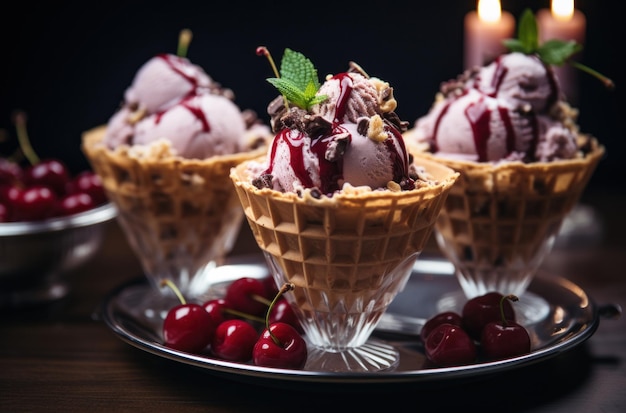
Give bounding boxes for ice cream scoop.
[249,61,417,196]
[408,52,580,163]
[102,52,264,159]
[132,94,247,159]
[123,53,216,115]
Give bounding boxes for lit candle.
[464,0,515,69]
[537,0,586,103]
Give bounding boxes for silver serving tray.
[100,254,602,388]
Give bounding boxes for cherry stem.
[159,279,186,305]
[500,294,519,326]
[252,293,272,307]
[222,307,265,324]
[265,282,295,345]
[177,29,192,58]
[256,46,280,78]
[12,111,40,166]
[571,61,615,90]
[256,45,290,110]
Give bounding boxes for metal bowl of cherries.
[0,156,116,307]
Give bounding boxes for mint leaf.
[504,8,576,64]
[537,40,583,66]
[516,9,539,53]
[280,49,321,93]
[502,39,526,53]
[502,8,613,89]
[266,48,327,111]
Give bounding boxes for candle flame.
[478,0,502,23]
[551,0,574,21]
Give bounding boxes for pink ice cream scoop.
[250,70,415,196]
[409,52,578,163]
[133,94,246,158]
[102,53,265,159]
[123,53,214,114]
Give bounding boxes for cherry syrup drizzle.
[433,55,559,162]
[151,54,212,133]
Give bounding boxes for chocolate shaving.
[383,112,409,133]
[267,95,287,133]
[252,174,274,189]
[325,134,349,162]
[280,107,309,131]
[304,115,332,137]
[241,109,260,129]
[577,134,594,155]
[440,68,475,97]
[399,177,416,191]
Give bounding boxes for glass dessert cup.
[82,126,266,318]
[230,157,458,373]
[416,143,604,325]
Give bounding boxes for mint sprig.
[503,9,581,66]
[503,9,614,89]
[259,47,328,110]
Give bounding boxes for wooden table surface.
[2,191,625,413]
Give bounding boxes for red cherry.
[163,303,216,353]
[66,170,107,205]
[0,184,21,221]
[269,298,303,333]
[58,192,96,216]
[0,159,22,185]
[462,292,516,340]
[161,280,217,353]
[211,319,258,362]
[224,277,269,316]
[202,298,231,326]
[0,184,20,204]
[23,159,70,196]
[253,322,308,369]
[420,311,463,342]
[262,276,279,298]
[13,185,58,221]
[424,323,477,367]
[480,294,531,360]
[481,321,531,360]
[0,203,10,222]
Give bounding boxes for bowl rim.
[0,202,118,237]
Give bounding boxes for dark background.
[1,0,624,193]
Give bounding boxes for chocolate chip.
[357,118,370,136]
[309,188,322,199]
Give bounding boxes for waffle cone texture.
[230,158,459,312]
[82,126,267,277]
[412,140,605,269]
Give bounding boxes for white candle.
[537,0,586,103]
[464,0,515,70]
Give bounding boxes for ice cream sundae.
[404,10,607,310]
[82,31,270,302]
[230,47,458,372]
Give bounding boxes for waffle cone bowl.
[230,156,458,370]
[82,126,266,300]
[412,139,604,305]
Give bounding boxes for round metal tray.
[100,255,602,389]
